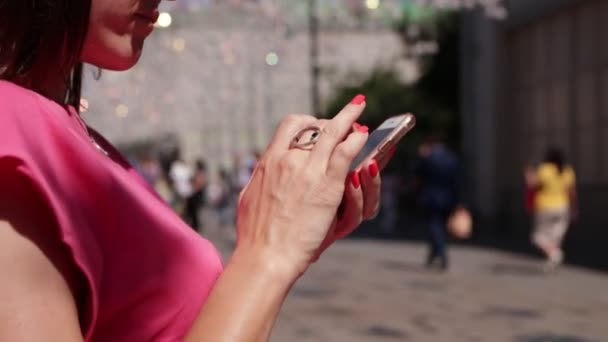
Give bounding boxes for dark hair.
[195,159,207,172]
[545,147,566,173]
[219,168,230,181]
[0,0,91,108]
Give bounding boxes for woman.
[525,148,577,271]
[0,1,388,340]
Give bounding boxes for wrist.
[229,245,304,286]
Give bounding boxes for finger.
[359,159,381,220]
[333,172,365,240]
[310,94,366,166]
[266,114,318,153]
[312,172,365,262]
[376,146,397,171]
[326,128,369,181]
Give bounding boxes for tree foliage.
[322,13,461,165]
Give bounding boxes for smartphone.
[350,113,416,171]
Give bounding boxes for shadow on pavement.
[514,333,600,342]
[378,259,425,273]
[476,305,544,320]
[364,325,409,340]
[487,263,545,277]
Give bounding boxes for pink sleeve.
[0,84,101,337]
[0,157,100,337]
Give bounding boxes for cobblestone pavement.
[202,221,608,342]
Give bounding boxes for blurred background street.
[80,0,608,340]
[201,220,608,342]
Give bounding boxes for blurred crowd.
[131,148,261,239]
[130,137,577,273]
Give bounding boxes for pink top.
[0,81,224,341]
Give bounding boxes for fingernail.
[350,94,366,105]
[350,171,361,188]
[353,122,369,133]
[369,160,379,178]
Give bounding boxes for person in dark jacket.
[415,135,460,271]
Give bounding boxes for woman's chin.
[82,46,143,71]
[101,52,142,71]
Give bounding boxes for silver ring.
[289,126,321,150]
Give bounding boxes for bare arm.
[185,101,375,341]
[185,247,297,342]
[524,166,539,188]
[1,217,295,342]
[0,220,83,341]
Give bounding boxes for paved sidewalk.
[202,222,608,341]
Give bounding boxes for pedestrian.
[185,159,208,232]
[136,152,162,187]
[415,134,461,271]
[0,1,389,339]
[168,153,193,213]
[217,168,236,228]
[525,147,577,271]
[379,171,401,236]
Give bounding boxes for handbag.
[447,206,473,239]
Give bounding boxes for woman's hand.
[234,95,381,279]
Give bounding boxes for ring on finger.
[290,126,322,150]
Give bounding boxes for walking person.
[168,154,193,214]
[415,135,460,271]
[525,148,577,271]
[185,159,208,232]
[379,171,401,236]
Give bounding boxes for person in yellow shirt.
[525,148,577,271]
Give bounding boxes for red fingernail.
[350,94,366,105]
[369,160,379,178]
[350,171,361,188]
[357,124,369,133]
[353,122,368,133]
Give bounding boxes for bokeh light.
[115,104,129,118]
[172,38,186,52]
[156,12,172,28]
[265,52,279,66]
[79,98,89,113]
[365,0,380,10]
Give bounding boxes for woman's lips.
[134,10,159,24]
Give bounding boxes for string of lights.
[160,0,508,26]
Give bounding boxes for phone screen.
[349,127,400,172]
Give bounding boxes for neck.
[39,74,69,104]
[17,67,71,105]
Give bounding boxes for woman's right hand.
[233,96,372,280]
